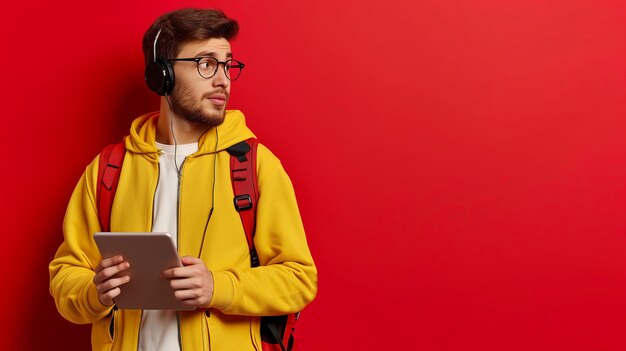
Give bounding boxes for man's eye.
[198,59,214,69]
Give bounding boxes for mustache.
[203,90,229,99]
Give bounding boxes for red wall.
[2,0,625,349]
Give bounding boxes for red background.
[1,0,625,350]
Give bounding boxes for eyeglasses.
[168,57,245,81]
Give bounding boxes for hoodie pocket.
[206,312,258,350]
[203,311,211,351]
[93,309,115,351]
[250,316,261,351]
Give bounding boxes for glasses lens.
[197,57,218,78]
[226,60,243,80]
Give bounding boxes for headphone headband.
[153,28,162,62]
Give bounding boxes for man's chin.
[170,96,227,127]
[178,110,225,127]
[208,114,226,127]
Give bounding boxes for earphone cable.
[197,127,219,258]
[164,94,182,177]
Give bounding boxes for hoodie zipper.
[175,155,209,351]
[178,154,211,351]
[176,157,186,250]
[136,155,161,351]
[176,156,188,351]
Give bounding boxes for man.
[49,8,317,351]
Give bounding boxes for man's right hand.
[93,255,131,306]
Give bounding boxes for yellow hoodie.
[49,110,318,351]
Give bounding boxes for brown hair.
[142,8,239,66]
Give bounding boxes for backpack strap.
[226,138,260,267]
[227,138,299,351]
[96,141,126,232]
[283,312,299,349]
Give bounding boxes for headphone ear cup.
[144,57,175,96]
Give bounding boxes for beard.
[169,80,228,128]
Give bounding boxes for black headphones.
[144,28,175,96]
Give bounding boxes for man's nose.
[212,64,229,87]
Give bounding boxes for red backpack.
[97,138,299,351]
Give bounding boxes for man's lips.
[207,93,227,106]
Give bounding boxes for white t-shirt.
[138,141,198,351]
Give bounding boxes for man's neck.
[155,98,209,145]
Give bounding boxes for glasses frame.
[168,57,245,81]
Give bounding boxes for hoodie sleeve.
[209,144,318,316]
[49,156,113,324]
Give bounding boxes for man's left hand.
[162,256,214,308]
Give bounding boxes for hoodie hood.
[125,110,256,162]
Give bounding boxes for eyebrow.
[195,51,233,59]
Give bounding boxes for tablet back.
[94,232,194,310]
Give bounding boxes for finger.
[101,287,122,306]
[94,261,130,283]
[169,277,202,290]
[161,267,177,279]
[174,289,205,301]
[162,266,195,279]
[179,295,211,308]
[181,256,201,266]
[96,275,131,294]
[94,261,130,284]
[180,299,202,307]
[95,255,124,273]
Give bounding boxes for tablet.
[94,232,194,311]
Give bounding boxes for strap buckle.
[234,194,253,212]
